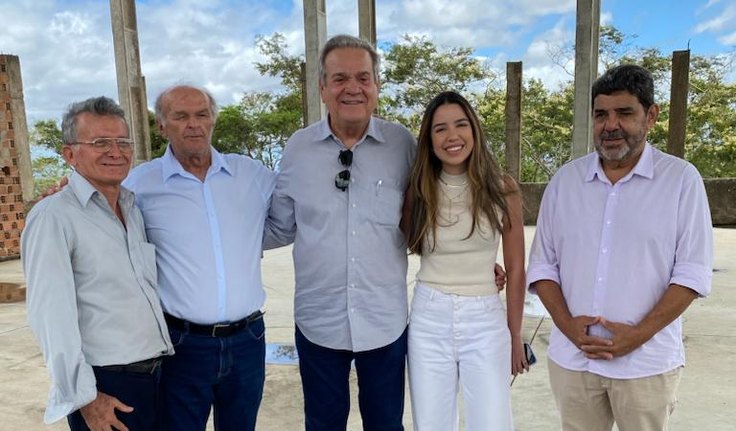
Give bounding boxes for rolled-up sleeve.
[527,178,561,293]
[670,164,713,296]
[22,208,97,423]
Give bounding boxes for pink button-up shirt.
[527,144,713,379]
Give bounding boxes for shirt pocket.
[371,177,403,226]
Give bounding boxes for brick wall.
[0,56,26,258]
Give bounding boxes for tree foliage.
[32,119,64,154]
[210,33,304,168]
[380,34,496,131]
[28,120,69,196]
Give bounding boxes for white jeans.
[408,283,513,431]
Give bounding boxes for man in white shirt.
[22,96,173,431]
[527,65,713,431]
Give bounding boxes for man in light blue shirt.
[23,96,173,431]
[527,65,713,431]
[266,35,416,430]
[124,85,276,431]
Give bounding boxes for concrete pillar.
[668,50,690,159]
[571,0,600,158]
[302,0,327,125]
[0,55,32,258]
[358,0,376,46]
[110,0,151,164]
[505,62,522,181]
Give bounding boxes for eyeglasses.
[335,149,353,191]
[72,138,135,154]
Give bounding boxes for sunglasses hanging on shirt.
[335,149,353,191]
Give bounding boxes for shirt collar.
[318,116,386,145]
[161,143,232,181]
[68,170,134,209]
[585,142,654,183]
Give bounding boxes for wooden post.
[668,50,690,159]
[505,62,522,181]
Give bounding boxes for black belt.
[164,310,264,337]
[99,357,162,374]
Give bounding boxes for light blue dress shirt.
[527,144,713,379]
[22,171,173,423]
[265,117,416,352]
[124,145,277,324]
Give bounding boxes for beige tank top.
[416,171,501,296]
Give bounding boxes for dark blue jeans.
[295,325,407,431]
[67,363,161,431]
[161,317,266,431]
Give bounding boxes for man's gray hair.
[61,96,127,144]
[154,85,219,123]
[318,34,380,85]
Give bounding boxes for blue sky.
[1,0,734,125]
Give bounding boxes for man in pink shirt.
[527,64,713,431]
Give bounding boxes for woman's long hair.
[407,91,514,255]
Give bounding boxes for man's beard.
[595,130,644,162]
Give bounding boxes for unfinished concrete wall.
[0,55,32,259]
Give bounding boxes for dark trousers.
[161,317,266,431]
[295,325,407,431]
[67,364,161,431]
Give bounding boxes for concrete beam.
[571,0,600,159]
[110,0,151,163]
[358,0,376,46]
[302,0,326,126]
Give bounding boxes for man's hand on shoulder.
[42,176,69,198]
[80,391,133,431]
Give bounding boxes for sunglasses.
[335,149,353,191]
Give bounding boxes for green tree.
[209,33,304,167]
[381,34,496,131]
[149,110,168,159]
[32,119,64,153]
[28,120,69,196]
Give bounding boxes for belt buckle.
[211,323,229,337]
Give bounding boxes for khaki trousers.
[548,358,682,431]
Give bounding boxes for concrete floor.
[1,227,734,430]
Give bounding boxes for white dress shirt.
[527,144,713,379]
[22,171,173,423]
[123,146,277,324]
[265,117,416,352]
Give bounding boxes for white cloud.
[694,1,736,47]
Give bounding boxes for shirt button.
[606,220,612,225]
[350,283,355,288]
[350,308,355,313]
[351,257,356,263]
[601,248,608,253]
[351,203,356,208]
[598,277,603,282]
[352,230,356,236]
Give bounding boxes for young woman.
[403,91,528,431]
